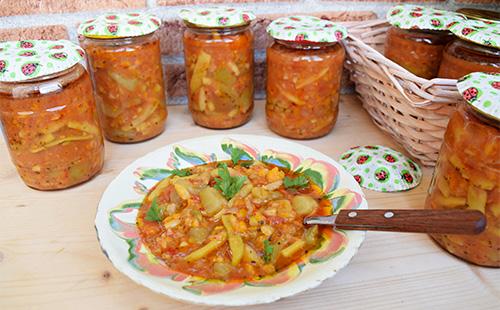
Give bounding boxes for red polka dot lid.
[267,15,347,43]
[457,72,499,121]
[179,7,256,28]
[78,12,161,39]
[387,4,465,31]
[0,40,84,82]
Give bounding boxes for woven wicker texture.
[344,20,463,166]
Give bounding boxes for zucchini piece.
[467,184,487,212]
[109,71,138,91]
[190,51,211,92]
[200,187,226,216]
[67,121,100,136]
[184,232,227,262]
[222,214,244,266]
[434,192,466,208]
[30,135,93,153]
[437,176,451,198]
[214,67,237,86]
[243,244,264,265]
[296,67,329,89]
[281,239,305,258]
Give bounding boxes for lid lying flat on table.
[339,145,422,192]
[0,40,84,83]
[457,72,500,122]
[266,15,347,43]
[387,4,464,31]
[78,12,161,39]
[179,7,256,28]
[449,19,499,49]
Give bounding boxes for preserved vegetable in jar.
[266,16,346,139]
[438,20,500,79]
[425,72,499,267]
[0,40,104,190]
[180,7,256,129]
[78,13,167,143]
[385,27,453,79]
[384,5,461,79]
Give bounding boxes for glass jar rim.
[0,63,84,98]
[274,39,339,50]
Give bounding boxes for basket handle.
[346,33,438,107]
[380,65,432,106]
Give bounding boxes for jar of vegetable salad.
[180,7,255,129]
[438,20,500,79]
[0,40,104,190]
[384,5,461,79]
[426,72,499,267]
[78,13,167,143]
[266,16,346,139]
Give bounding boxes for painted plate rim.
[94,134,368,306]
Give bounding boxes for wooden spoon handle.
[334,209,486,235]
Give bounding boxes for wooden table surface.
[0,95,498,310]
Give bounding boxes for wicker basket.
[344,20,463,166]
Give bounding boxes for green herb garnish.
[145,198,164,222]
[263,239,278,264]
[230,148,247,165]
[283,175,309,189]
[214,163,247,200]
[170,168,191,177]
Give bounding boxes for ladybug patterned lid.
[267,15,347,43]
[449,19,499,49]
[0,40,84,83]
[339,145,422,192]
[457,72,500,122]
[387,4,465,31]
[179,7,256,28]
[78,12,161,39]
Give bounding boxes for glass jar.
[183,24,254,129]
[438,39,500,79]
[266,40,345,139]
[80,32,167,143]
[0,64,104,190]
[425,103,499,267]
[384,27,453,79]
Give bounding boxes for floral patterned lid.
[457,72,500,121]
[387,4,464,31]
[78,12,161,39]
[449,19,499,49]
[339,145,422,192]
[0,40,84,83]
[179,7,256,28]
[267,15,347,43]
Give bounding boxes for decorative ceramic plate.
[95,134,368,306]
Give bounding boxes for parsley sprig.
[214,163,247,200]
[283,175,309,189]
[170,168,191,177]
[263,239,278,264]
[145,198,164,222]
[230,148,247,165]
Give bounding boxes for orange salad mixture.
[183,26,254,129]
[0,64,104,190]
[385,27,453,79]
[137,160,329,280]
[426,104,499,267]
[266,41,344,139]
[82,34,167,143]
[438,39,500,79]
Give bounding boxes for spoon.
[304,209,486,234]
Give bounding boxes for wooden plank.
[0,96,498,310]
